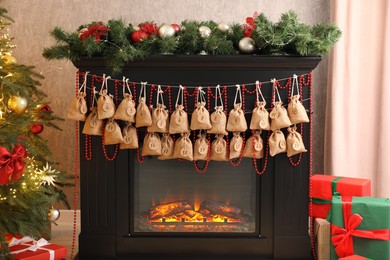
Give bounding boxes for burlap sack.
[147,104,169,133]
[135,97,152,127]
[82,107,103,136]
[243,131,264,159]
[173,133,193,161]
[169,105,189,134]
[193,133,209,161]
[250,101,270,130]
[210,135,228,161]
[104,119,123,145]
[229,132,243,159]
[119,123,138,150]
[97,90,116,120]
[114,93,136,122]
[191,102,212,130]
[270,101,292,130]
[269,129,287,157]
[158,134,175,160]
[142,132,162,156]
[208,106,228,135]
[67,92,88,121]
[314,218,330,260]
[286,126,307,157]
[226,104,248,132]
[288,95,309,124]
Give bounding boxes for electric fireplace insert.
[74,55,320,259]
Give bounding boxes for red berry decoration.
[30,123,44,134]
[171,24,181,33]
[131,30,149,43]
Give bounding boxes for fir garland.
[43,10,341,73]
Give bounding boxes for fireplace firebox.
[74,56,320,259]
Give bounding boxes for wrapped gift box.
[330,196,390,260]
[9,239,67,260]
[339,255,373,260]
[310,174,371,219]
[315,218,330,260]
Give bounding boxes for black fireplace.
[74,56,320,259]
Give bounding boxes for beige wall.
[2,0,329,209]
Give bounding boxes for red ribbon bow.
[80,22,109,43]
[139,22,159,36]
[331,196,390,257]
[0,144,28,185]
[242,12,259,37]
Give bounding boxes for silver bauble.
[159,24,176,38]
[199,26,211,38]
[217,22,230,32]
[48,207,61,222]
[238,37,256,54]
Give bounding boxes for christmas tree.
[0,6,69,255]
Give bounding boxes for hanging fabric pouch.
[270,79,292,130]
[158,134,175,160]
[250,81,270,130]
[148,85,169,133]
[120,122,138,150]
[269,129,287,157]
[287,74,309,124]
[226,85,247,132]
[229,132,243,159]
[136,82,152,128]
[193,131,209,161]
[173,132,193,161]
[210,135,229,161]
[97,75,116,120]
[82,95,103,136]
[286,126,307,157]
[103,118,123,145]
[208,85,228,135]
[243,131,264,159]
[191,87,212,130]
[114,77,136,122]
[142,132,162,156]
[67,72,89,121]
[169,85,189,134]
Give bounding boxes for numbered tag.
[149,141,157,150]
[198,114,206,123]
[126,106,135,116]
[215,144,224,154]
[90,119,98,128]
[234,116,240,124]
[102,102,111,112]
[181,148,189,157]
[175,116,182,125]
[198,144,207,155]
[211,113,220,123]
[80,102,88,114]
[162,147,170,155]
[254,141,263,151]
[123,135,132,144]
[291,108,298,115]
[292,141,301,151]
[234,141,242,152]
[279,140,286,149]
[259,120,267,129]
[105,123,116,132]
[157,119,166,129]
[270,110,279,119]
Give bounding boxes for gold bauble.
[5,55,17,64]
[48,207,61,222]
[8,95,28,114]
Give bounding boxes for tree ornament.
[30,123,44,134]
[217,22,230,32]
[48,207,61,222]
[5,55,17,64]
[238,37,256,54]
[199,26,211,38]
[0,144,27,184]
[7,95,28,114]
[79,22,109,43]
[159,24,176,38]
[171,24,181,33]
[131,30,149,43]
[37,104,52,112]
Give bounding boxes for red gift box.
[310,174,371,219]
[9,238,67,260]
[339,255,373,260]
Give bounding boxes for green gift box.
[330,196,390,260]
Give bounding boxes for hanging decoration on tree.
[7,95,27,114]
[47,207,61,222]
[30,123,44,134]
[0,144,28,184]
[79,21,109,42]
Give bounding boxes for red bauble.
[171,24,181,33]
[131,30,149,43]
[30,123,44,134]
[38,104,52,112]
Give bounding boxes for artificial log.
[200,200,243,219]
[150,200,193,220]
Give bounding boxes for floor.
[50,209,81,259]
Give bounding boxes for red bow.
[139,22,159,36]
[331,196,390,257]
[242,12,259,37]
[0,144,28,185]
[80,22,109,43]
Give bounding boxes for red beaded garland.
[252,131,270,175]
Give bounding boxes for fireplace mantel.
[74,55,321,260]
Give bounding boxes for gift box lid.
[10,242,67,260]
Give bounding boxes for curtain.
[325,0,390,198]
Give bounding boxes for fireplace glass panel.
[132,157,258,233]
